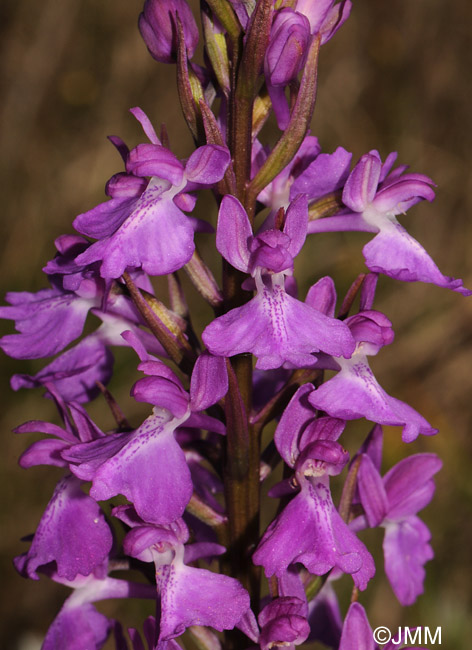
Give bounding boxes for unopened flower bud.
[139,0,199,63]
[265,9,311,87]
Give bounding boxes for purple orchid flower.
[202,194,355,368]
[73,109,230,279]
[70,407,195,526]
[63,353,227,524]
[262,0,351,131]
[356,433,442,605]
[253,385,375,590]
[306,276,438,442]
[308,150,471,294]
[117,513,250,642]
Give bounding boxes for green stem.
[220,3,276,636]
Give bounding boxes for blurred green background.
[1,0,471,648]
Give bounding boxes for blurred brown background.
[1,0,471,648]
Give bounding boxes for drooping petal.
[130,106,161,145]
[307,212,377,235]
[89,413,193,524]
[19,438,71,469]
[185,411,226,435]
[372,175,435,212]
[357,423,383,471]
[253,478,374,589]
[42,602,111,650]
[308,355,437,442]
[306,584,342,648]
[68,402,105,443]
[18,475,112,581]
[183,542,226,564]
[362,221,472,294]
[138,359,183,382]
[43,234,92,279]
[383,516,433,605]
[203,274,354,369]
[14,419,77,443]
[157,562,250,641]
[63,431,133,481]
[359,273,379,311]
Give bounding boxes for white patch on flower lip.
[143,175,172,198]
[360,204,399,231]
